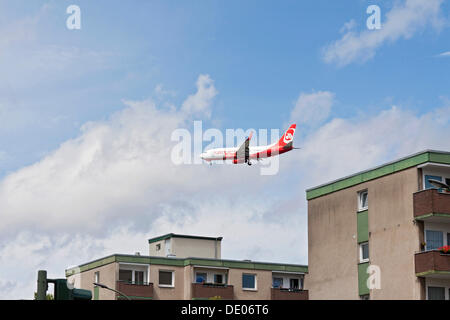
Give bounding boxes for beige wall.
[74,262,118,300]
[183,265,193,300]
[368,167,422,300]
[308,167,422,299]
[228,268,272,300]
[149,240,167,257]
[151,265,185,300]
[172,238,221,259]
[149,237,221,259]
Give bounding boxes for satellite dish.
[428,178,450,192]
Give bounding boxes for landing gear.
[247,160,252,166]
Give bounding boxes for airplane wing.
[235,131,253,161]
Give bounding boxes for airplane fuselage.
[200,124,296,165]
[200,143,292,162]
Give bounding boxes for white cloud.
[181,74,218,118]
[0,76,299,299]
[340,19,357,34]
[0,81,449,299]
[437,51,450,57]
[323,0,445,66]
[290,105,450,187]
[290,91,335,127]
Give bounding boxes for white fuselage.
[200,143,277,161]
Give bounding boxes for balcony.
[271,288,309,300]
[415,250,450,278]
[116,281,153,300]
[191,283,234,300]
[413,189,450,221]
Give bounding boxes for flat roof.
[148,233,223,244]
[65,254,308,277]
[306,150,450,200]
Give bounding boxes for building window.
[119,270,133,283]
[94,271,100,283]
[159,270,174,287]
[426,230,443,250]
[359,242,369,263]
[242,274,256,290]
[272,277,283,288]
[290,278,299,290]
[425,175,442,190]
[358,190,368,211]
[135,271,144,285]
[195,272,207,283]
[360,294,370,300]
[428,286,445,300]
[156,244,161,251]
[214,274,223,284]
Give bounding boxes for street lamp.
[93,282,132,300]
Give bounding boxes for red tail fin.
[277,124,296,147]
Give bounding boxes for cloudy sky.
[1,0,450,299]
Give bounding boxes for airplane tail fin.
[277,124,296,147]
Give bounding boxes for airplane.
[200,124,297,166]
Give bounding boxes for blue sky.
[1,0,449,176]
[0,0,450,299]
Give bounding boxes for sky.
[0,0,450,299]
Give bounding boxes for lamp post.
[93,282,132,300]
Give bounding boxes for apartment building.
[306,150,450,300]
[66,233,308,300]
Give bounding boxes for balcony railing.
[191,283,234,300]
[271,288,309,300]
[116,281,153,300]
[413,189,450,220]
[415,250,450,277]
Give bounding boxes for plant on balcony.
[437,245,450,254]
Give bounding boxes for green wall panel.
[93,286,99,300]
[357,210,369,243]
[358,262,370,296]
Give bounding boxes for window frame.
[158,269,175,288]
[195,272,207,284]
[425,230,444,251]
[289,278,300,290]
[214,273,224,284]
[427,286,446,300]
[242,273,257,291]
[119,269,133,284]
[272,277,283,289]
[358,190,368,212]
[359,241,370,263]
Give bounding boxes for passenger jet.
[200,124,297,165]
